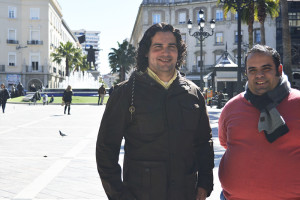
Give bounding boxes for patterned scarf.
[244,75,291,143]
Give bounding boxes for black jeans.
[1,100,7,113]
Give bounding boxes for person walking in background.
[218,45,300,200]
[43,93,48,105]
[217,91,224,109]
[98,85,106,105]
[0,83,10,113]
[63,85,73,115]
[96,23,214,200]
[17,82,24,96]
[49,95,54,104]
[108,85,114,96]
[31,90,41,105]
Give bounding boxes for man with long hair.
[96,23,214,200]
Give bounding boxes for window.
[289,12,300,27]
[216,9,223,21]
[30,8,40,20]
[179,12,186,24]
[226,12,231,20]
[254,29,261,44]
[234,31,243,44]
[215,32,223,44]
[31,54,39,71]
[235,13,238,20]
[8,29,17,44]
[153,13,161,24]
[8,53,16,66]
[215,54,222,64]
[31,30,40,41]
[8,6,16,18]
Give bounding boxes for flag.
[78,35,85,44]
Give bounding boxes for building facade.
[276,0,300,71]
[73,29,101,69]
[130,0,277,88]
[0,0,79,90]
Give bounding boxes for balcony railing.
[7,39,19,44]
[143,0,208,4]
[27,40,43,45]
[25,65,44,72]
[188,65,214,74]
[0,65,5,72]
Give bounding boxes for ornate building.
[0,0,79,90]
[130,0,277,88]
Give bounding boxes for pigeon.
[59,130,67,137]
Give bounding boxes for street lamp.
[219,0,254,93]
[187,9,215,91]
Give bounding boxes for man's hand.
[196,187,207,200]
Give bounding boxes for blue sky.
[58,0,142,74]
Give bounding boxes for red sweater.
[218,89,300,200]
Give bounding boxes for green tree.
[108,39,136,82]
[255,0,280,45]
[51,41,81,76]
[241,2,255,48]
[71,48,89,74]
[280,0,292,82]
[219,1,255,48]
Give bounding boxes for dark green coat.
[96,71,214,200]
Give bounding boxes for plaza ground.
[0,103,224,200]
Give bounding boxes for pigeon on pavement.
[59,130,67,137]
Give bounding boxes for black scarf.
[244,76,291,143]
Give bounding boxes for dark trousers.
[0,100,7,113]
[64,102,71,114]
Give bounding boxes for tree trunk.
[281,0,293,82]
[260,22,266,45]
[248,2,254,49]
[257,0,266,45]
[120,65,125,82]
[248,25,254,49]
[66,58,69,77]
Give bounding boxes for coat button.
[171,180,175,185]
[145,168,150,172]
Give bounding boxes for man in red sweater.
[218,44,300,200]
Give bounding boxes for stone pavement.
[0,103,224,200]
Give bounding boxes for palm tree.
[241,1,255,48]
[280,0,292,82]
[108,39,136,82]
[71,48,89,74]
[255,0,280,45]
[218,1,255,48]
[51,41,80,76]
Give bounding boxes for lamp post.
[219,0,254,93]
[187,9,215,91]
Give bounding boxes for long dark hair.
[136,23,187,72]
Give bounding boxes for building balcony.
[186,65,214,75]
[25,65,45,73]
[27,40,43,45]
[0,65,5,72]
[7,39,19,44]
